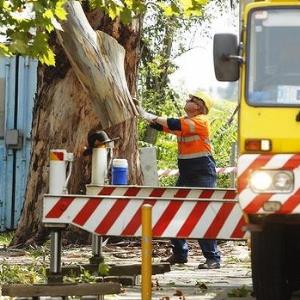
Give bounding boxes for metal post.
[50,230,62,274]
[90,234,104,264]
[48,228,64,283]
[48,149,71,283]
[141,204,152,300]
[90,146,107,265]
[230,142,237,188]
[85,131,117,265]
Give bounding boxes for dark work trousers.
[171,155,221,262]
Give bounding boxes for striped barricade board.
[43,185,247,240]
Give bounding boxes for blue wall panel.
[0,146,7,231]
[0,57,16,230]
[14,57,37,227]
[0,56,37,230]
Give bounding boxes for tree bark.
[12,5,142,247]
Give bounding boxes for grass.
[0,231,14,247]
[227,285,252,297]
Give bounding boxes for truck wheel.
[251,223,290,300]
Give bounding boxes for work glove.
[136,105,158,122]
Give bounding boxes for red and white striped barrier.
[43,185,247,240]
[238,154,300,214]
[158,167,237,177]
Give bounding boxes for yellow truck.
[214,0,300,299]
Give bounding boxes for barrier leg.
[141,204,152,300]
[90,235,104,264]
[48,150,70,283]
[48,229,63,283]
[89,145,108,265]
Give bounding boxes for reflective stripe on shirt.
[177,135,211,144]
[184,119,196,133]
[178,151,212,159]
[177,135,200,142]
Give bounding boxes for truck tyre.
[251,223,290,300]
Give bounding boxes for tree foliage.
[138,0,212,145]
[0,0,67,65]
[0,0,209,65]
[136,0,238,188]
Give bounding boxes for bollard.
[141,204,152,300]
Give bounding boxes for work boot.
[163,254,188,265]
[198,259,220,269]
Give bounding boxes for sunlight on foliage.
[136,0,237,189]
[98,262,111,276]
[0,0,209,64]
[210,101,238,187]
[0,232,14,246]
[0,261,46,284]
[0,0,67,65]
[65,268,98,283]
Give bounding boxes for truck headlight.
[249,170,294,193]
[249,171,272,191]
[273,172,293,191]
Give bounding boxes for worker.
[138,91,221,269]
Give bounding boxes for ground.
[108,240,253,299]
[0,239,254,299]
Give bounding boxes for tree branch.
[57,0,138,129]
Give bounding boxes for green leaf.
[2,1,10,10]
[98,262,110,276]
[124,0,133,8]
[89,0,105,10]
[120,7,132,24]
[45,23,54,33]
[43,9,54,19]
[40,48,55,66]
[55,2,67,20]
[164,6,175,17]
[0,43,11,56]
[158,2,180,17]
[107,3,122,20]
[193,0,207,4]
[10,38,27,53]
[180,0,193,10]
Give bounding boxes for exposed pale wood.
[1,282,120,296]
[57,1,137,129]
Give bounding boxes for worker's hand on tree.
[136,105,158,122]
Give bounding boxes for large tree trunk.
[12,6,142,247]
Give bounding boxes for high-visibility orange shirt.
[162,115,212,159]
